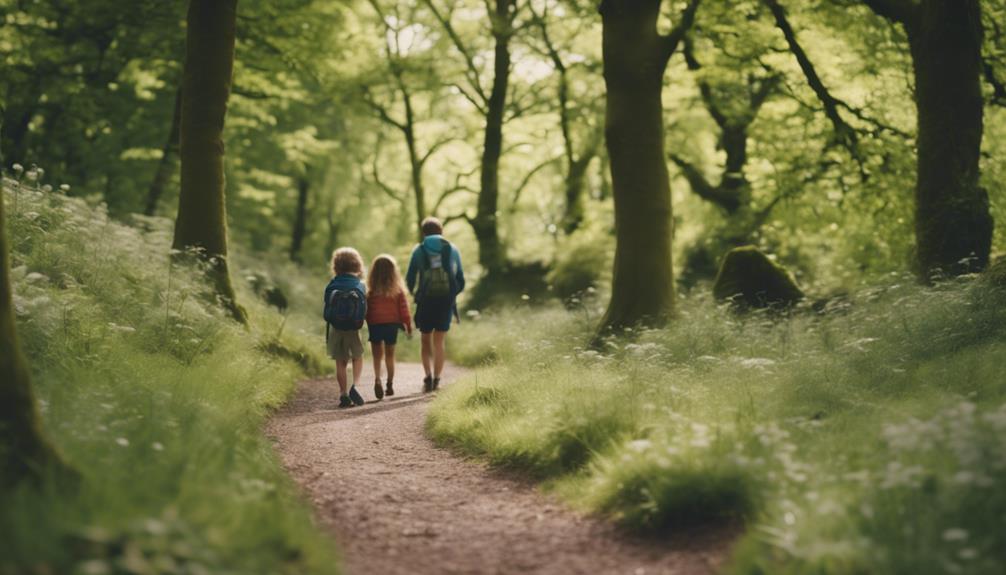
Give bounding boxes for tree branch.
[669,153,743,214]
[421,0,489,106]
[659,0,703,64]
[763,0,865,171]
[859,0,914,24]
[508,156,559,212]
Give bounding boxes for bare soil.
[268,362,735,575]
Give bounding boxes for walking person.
[366,254,413,399]
[405,217,465,392]
[323,247,368,408]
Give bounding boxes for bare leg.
[336,360,348,395]
[421,332,433,377]
[385,345,396,383]
[371,342,384,381]
[352,355,363,389]
[432,330,447,379]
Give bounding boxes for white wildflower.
[115,437,130,447]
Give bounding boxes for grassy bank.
[1,181,339,574]
[430,279,1006,573]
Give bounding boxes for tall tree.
[841,0,993,278]
[596,0,701,335]
[172,0,246,324]
[0,191,67,484]
[423,0,517,276]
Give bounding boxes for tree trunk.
[0,190,68,485]
[597,0,678,334]
[402,92,427,243]
[470,0,513,276]
[172,0,246,324]
[290,174,309,263]
[144,87,183,216]
[906,0,992,278]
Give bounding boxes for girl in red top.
[366,254,413,399]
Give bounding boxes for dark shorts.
[367,323,400,345]
[415,299,453,333]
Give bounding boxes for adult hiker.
[405,216,465,392]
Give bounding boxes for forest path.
[268,362,733,575]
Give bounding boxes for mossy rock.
[712,246,804,309]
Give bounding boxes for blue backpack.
[324,286,366,330]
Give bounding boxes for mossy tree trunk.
[596,0,700,335]
[862,0,992,278]
[144,86,182,216]
[0,191,68,485]
[172,0,246,324]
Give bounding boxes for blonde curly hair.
[331,247,364,277]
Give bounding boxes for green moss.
[713,245,804,309]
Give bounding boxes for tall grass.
[1,180,339,574]
[429,277,1006,572]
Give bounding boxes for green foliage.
[0,181,338,574]
[430,275,1006,571]
[547,226,610,304]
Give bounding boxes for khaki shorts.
[327,329,364,361]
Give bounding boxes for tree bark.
[905,0,991,277]
[172,0,246,324]
[290,174,309,263]
[0,190,68,485]
[470,0,513,276]
[597,0,697,334]
[144,87,183,216]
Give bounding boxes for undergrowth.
[429,276,1006,573]
[1,180,339,574]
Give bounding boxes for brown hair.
[367,254,406,297]
[421,216,443,237]
[331,247,364,277]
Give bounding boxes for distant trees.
[596,0,700,334]
[0,192,67,484]
[172,0,246,324]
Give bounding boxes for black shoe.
[349,385,365,406]
[374,378,384,400]
[423,376,433,393]
[432,377,441,391]
[338,395,354,408]
[385,381,394,396]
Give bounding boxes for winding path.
[268,363,733,575]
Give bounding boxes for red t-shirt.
[366,290,412,331]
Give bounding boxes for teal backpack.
[419,240,454,301]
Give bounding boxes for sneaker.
[338,395,354,408]
[423,375,433,393]
[374,378,384,400]
[432,377,441,391]
[349,385,365,406]
[385,381,394,397]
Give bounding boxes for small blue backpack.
[324,286,366,329]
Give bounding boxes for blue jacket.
[405,235,465,300]
[324,274,366,330]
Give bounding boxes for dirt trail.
[268,362,733,575]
